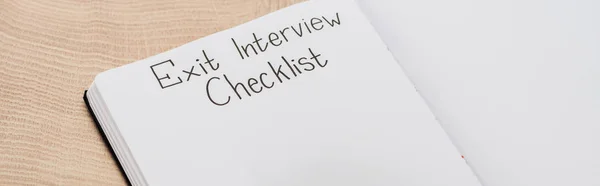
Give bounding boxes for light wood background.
[0,0,302,185]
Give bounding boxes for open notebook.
[84,0,600,185]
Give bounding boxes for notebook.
[84,0,600,185]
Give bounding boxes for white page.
[93,0,480,185]
[357,0,600,185]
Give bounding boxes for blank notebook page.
[93,0,480,185]
[357,0,600,185]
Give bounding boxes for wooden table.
[0,0,301,184]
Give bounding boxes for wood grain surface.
[0,0,302,185]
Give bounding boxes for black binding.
[83,90,133,186]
